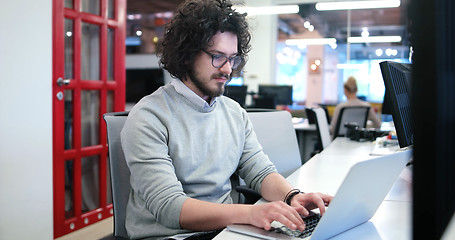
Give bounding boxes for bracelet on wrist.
[284,189,303,205]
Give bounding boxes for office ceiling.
[126,0,410,46]
[127,0,184,14]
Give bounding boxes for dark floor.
[99,235,116,240]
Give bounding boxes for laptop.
[227,150,412,240]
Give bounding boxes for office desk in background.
[214,138,412,239]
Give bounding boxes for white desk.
[214,138,412,239]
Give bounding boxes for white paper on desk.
[370,146,399,156]
[370,138,400,156]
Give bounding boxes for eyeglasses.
[202,49,242,70]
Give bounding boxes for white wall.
[0,0,53,239]
[126,53,173,84]
[243,0,278,100]
[126,54,160,69]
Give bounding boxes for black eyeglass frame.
[202,49,243,70]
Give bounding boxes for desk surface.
[214,138,412,240]
[293,118,317,132]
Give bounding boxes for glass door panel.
[64,19,74,79]
[81,90,100,147]
[65,159,75,219]
[107,28,115,81]
[64,0,73,9]
[64,89,73,150]
[81,0,100,15]
[108,0,115,19]
[81,22,100,81]
[81,155,100,213]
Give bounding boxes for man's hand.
[247,201,306,232]
[290,192,333,216]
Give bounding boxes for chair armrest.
[235,185,262,204]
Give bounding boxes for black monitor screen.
[258,85,293,106]
[126,69,164,103]
[381,89,392,115]
[224,85,248,107]
[379,61,413,148]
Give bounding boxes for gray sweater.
[121,80,277,239]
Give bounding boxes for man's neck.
[182,79,210,102]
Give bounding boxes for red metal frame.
[53,0,125,238]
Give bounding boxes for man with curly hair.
[121,0,332,239]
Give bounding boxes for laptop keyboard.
[271,212,321,238]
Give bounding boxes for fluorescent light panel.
[234,5,299,16]
[316,0,400,11]
[286,38,337,45]
[348,36,402,43]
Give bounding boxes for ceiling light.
[286,38,337,46]
[233,5,299,16]
[304,21,311,28]
[308,25,315,32]
[348,36,402,43]
[386,48,398,56]
[316,0,400,11]
[361,28,369,37]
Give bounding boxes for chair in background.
[333,106,370,139]
[103,111,130,240]
[305,107,332,156]
[236,110,303,203]
[318,105,331,124]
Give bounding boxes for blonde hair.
[344,76,358,93]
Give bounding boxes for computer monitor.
[257,85,293,106]
[381,89,392,115]
[379,61,413,148]
[126,68,164,103]
[224,85,248,107]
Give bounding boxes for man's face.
[185,31,238,101]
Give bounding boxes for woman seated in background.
[330,76,382,136]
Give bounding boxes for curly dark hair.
[157,0,251,80]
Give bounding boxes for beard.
[188,69,230,99]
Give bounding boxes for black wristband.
[284,189,301,205]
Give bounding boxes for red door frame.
[52,0,125,237]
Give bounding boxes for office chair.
[236,110,303,203]
[333,106,370,139]
[306,107,332,154]
[318,105,331,124]
[103,111,250,234]
[103,111,131,240]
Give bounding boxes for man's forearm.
[179,173,297,231]
[179,198,251,231]
[260,172,294,202]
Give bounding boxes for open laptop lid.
[227,150,412,240]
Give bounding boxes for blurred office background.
[4,0,454,239]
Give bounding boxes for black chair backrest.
[306,107,331,151]
[333,106,370,138]
[103,111,130,239]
